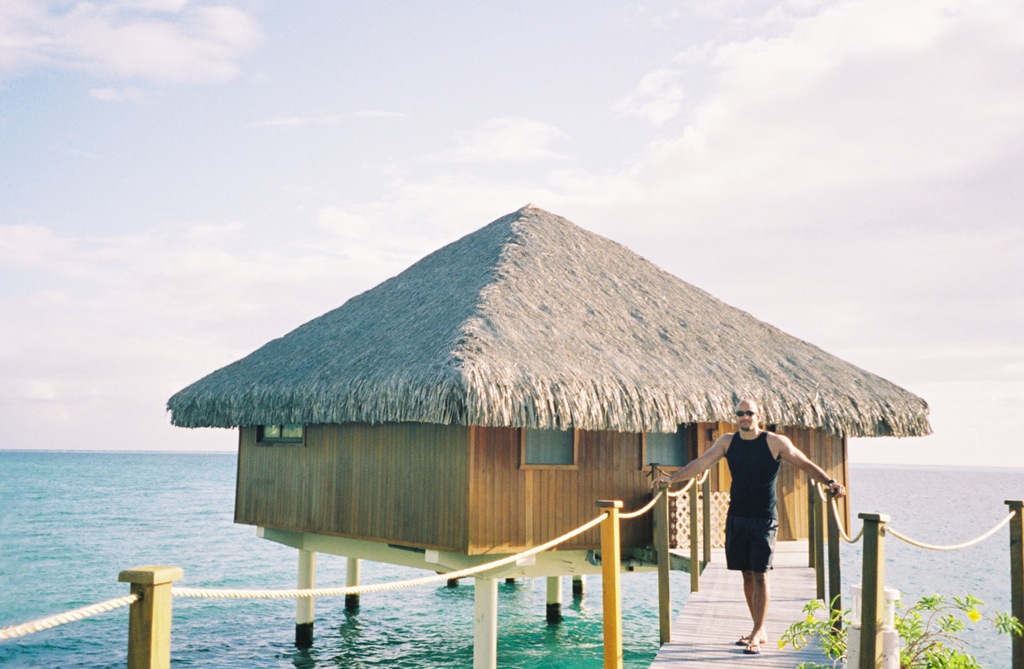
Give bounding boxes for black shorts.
[725,515,778,572]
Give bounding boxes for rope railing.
[813,482,1017,550]
[814,483,863,544]
[888,510,1017,551]
[0,594,139,641]
[620,490,662,520]
[173,512,608,600]
[666,469,709,498]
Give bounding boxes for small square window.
[521,428,577,468]
[644,426,690,467]
[257,423,304,445]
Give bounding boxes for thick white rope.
[815,484,1016,549]
[813,483,863,543]
[888,510,1017,551]
[831,497,864,544]
[0,594,139,641]
[620,490,663,520]
[666,469,709,498]
[173,513,608,600]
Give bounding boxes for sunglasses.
[735,410,756,417]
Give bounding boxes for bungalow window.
[521,428,577,469]
[643,425,691,468]
[257,423,305,444]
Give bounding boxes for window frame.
[519,427,579,470]
[256,423,306,446]
[640,424,694,470]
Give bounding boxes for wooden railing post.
[1007,501,1023,669]
[807,481,817,567]
[654,483,672,645]
[597,500,624,669]
[859,514,889,669]
[813,482,826,601]
[827,494,842,632]
[119,566,183,669]
[701,474,712,565]
[689,482,700,592]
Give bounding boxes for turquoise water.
[0,452,1020,667]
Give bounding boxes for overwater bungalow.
[166,205,930,655]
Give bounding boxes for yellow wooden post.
[859,513,889,669]
[827,494,842,632]
[688,482,700,592]
[1007,501,1023,669]
[654,483,671,645]
[119,566,183,669]
[597,500,623,669]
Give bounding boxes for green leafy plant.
[779,594,1022,669]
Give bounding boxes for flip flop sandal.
[744,643,762,655]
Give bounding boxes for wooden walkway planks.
[650,541,828,667]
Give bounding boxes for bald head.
[735,399,760,433]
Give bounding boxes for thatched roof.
[168,205,930,437]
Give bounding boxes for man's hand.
[827,481,846,499]
[651,475,673,489]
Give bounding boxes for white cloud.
[612,68,685,125]
[442,116,570,164]
[249,110,411,128]
[604,0,1024,232]
[0,1,262,84]
[89,85,145,101]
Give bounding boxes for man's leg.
[742,570,770,648]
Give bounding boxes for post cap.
[119,566,184,585]
[857,513,891,523]
[595,500,624,509]
[1005,500,1024,509]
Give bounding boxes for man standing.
[651,399,846,655]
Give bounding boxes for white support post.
[296,549,316,648]
[345,557,361,610]
[473,577,499,669]
[546,576,563,624]
[572,574,586,598]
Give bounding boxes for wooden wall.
[467,427,652,554]
[235,420,849,554]
[235,423,470,552]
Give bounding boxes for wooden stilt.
[345,557,361,611]
[296,549,315,648]
[546,576,563,624]
[473,577,498,669]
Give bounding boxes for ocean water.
[0,452,1020,668]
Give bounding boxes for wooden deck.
[650,541,828,667]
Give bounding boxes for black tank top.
[725,431,781,519]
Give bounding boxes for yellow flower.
[777,640,786,649]
[807,614,815,623]
[967,608,982,623]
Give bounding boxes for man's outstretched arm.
[651,433,730,489]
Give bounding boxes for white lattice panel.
[670,491,730,549]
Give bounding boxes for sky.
[1,1,1022,468]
